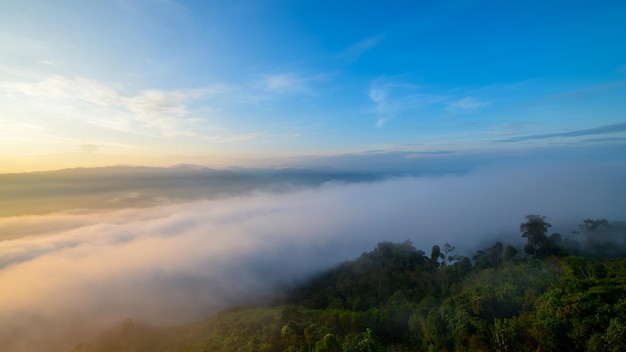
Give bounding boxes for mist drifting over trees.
[2,0,626,350]
[68,216,626,352]
[1,157,625,351]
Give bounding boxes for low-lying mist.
[1,160,625,352]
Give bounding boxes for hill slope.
[71,230,626,352]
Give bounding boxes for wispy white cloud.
[204,132,265,143]
[368,83,388,127]
[203,130,302,144]
[4,75,120,106]
[517,80,625,107]
[0,75,232,137]
[38,59,64,67]
[368,78,447,127]
[265,73,302,92]
[493,122,626,143]
[338,34,384,62]
[447,96,489,111]
[0,116,143,158]
[126,88,214,136]
[484,122,539,137]
[0,122,77,148]
[261,72,332,94]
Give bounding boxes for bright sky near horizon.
[1,0,625,172]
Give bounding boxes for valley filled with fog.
[1,159,625,352]
[3,0,626,351]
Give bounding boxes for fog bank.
[1,160,625,352]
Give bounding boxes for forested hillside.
[71,216,626,352]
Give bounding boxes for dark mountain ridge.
[0,166,384,217]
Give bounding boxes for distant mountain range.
[0,166,387,217]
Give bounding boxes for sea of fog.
[1,160,625,352]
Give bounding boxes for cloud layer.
[494,122,626,143]
[1,160,625,351]
[0,75,231,138]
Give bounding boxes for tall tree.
[490,241,504,269]
[443,243,455,265]
[430,245,444,268]
[520,214,551,252]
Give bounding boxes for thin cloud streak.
[494,122,626,143]
[517,80,626,107]
[368,78,446,127]
[446,96,489,111]
[261,72,333,94]
[337,34,384,62]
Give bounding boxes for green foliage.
[520,214,551,251]
[529,256,626,352]
[504,245,518,262]
[314,333,342,352]
[291,240,431,311]
[73,215,626,352]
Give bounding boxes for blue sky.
[1,0,625,172]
